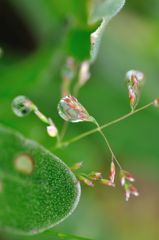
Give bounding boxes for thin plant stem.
[93,119,122,169]
[59,101,153,148]
[73,82,80,97]
[59,121,69,141]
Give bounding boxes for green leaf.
[67,29,91,61]
[89,0,125,61]
[89,0,126,23]
[5,229,93,240]
[0,125,81,235]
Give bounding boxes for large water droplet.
[57,95,93,123]
[12,96,34,117]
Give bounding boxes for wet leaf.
[0,125,81,235]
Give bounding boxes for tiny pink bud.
[129,185,139,197]
[70,162,83,171]
[153,98,159,107]
[124,171,135,182]
[126,70,144,84]
[89,172,102,180]
[124,183,139,201]
[109,161,115,184]
[79,176,94,187]
[101,179,115,187]
[47,125,58,137]
[125,189,130,201]
[121,176,125,186]
[128,86,136,105]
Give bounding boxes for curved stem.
[59,101,153,148]
[59,121,69,141]
[93,119,122,169]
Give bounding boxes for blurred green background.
[0,0,159,239]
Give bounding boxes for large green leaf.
[0,125,80,235]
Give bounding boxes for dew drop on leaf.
[15,153,34,175]
[12,96,34,117]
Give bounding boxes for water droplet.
[15,153,34,175]
[12,96,34,117]
[57,95,93,123]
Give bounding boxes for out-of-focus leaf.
[5,229,93,240]
[88,0,125,61]
[0,125,80,235]
[89,0,126,23]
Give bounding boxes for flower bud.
[124,183,139,201]
[120,170,135,186]
[70,162,83,171]
[153,98,159,107]
[109,161,116,184]
[58,95,94,123]
[89,172,102,180]
[47,125,58,137]
[101,179,115,187]
[128,86,139,111]
[79,176,94,187]
[126,70,144,86]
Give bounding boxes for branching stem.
[58,101,153,148]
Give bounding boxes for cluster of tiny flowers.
[101,161,116,187]
[120,170,139,201]
[126,70,144,111]
[71,160,139,201]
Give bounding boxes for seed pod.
[58,95,94,123]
